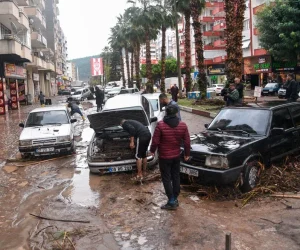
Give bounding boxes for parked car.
[70,88,91,101]
[18,106,77,158]
[87,94,158,174]
[70,87,82,95]
[180,103,300,192]
[207,84,225,95]
[106,86,125,99]
[119,88,140,94]
[61,89,71,95]
[143,93,165,122]
[104,81,121,94]
[278,83,300,99]
[261,83,280,96]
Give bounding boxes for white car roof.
[104,94,143,110]
[30,106,68,113]
[142,93,161,100]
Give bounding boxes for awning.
[242,40,251,49]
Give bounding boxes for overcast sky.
[58,0,129,60]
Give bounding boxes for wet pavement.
[0,97,300,249]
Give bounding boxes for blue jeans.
[71,107,83,116]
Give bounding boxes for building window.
[0,23,11,39]
[243,20,250,30]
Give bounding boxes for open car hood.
[87,109,148,133]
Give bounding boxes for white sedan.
[207,84,225,95]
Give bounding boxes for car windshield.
[265,83,277,88]
[208,109,271,135]
[217,85,224,88]
[26,110,69,127]
[74,90,82,95]
[149,99,159,111]
[120,90,130,94]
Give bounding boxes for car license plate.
[180,166,199,177]
[108,165,133,172]
[36,147,55,153]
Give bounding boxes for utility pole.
[174,0,183,97]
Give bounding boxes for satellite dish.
[11,22,18,35]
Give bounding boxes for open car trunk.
[89,128,135,162]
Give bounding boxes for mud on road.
[0,100,300,250]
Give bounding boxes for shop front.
[272,61,300,83]
[207,64,226,85]
[0,63,27,115]
[243,55,272,89]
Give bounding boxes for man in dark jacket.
[235,78,244,105]
[67,102,85,121]
[159,93,181,121]
[150,105,190,210]
[95,86,104,112]
[285,73,299,102]
[171,84,179,102]
[120,119,151,181]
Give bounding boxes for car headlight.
[19,140,32,146]
[57,135,71,142]
[205,156,228,169]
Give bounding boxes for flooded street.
[1,98,300,250]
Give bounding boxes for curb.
[179,105,217,119]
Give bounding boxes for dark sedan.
[180,103,300,192]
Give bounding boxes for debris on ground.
[181,158,300,206]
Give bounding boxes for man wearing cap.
[150,105,190,210]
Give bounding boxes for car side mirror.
[19,123,25,128]
[162,107,166,111]
[271,127,284,136]
[150,117,158,123]
[71,119,77,123]
[204,124,209,129]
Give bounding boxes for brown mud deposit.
[0,99,300,249]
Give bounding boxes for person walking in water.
[38,91,45,106]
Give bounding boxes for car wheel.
[240,160,261,193]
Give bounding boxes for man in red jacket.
[150,105,190,210]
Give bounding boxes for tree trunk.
[134,42,141,90]
[120,49,126,87]
[184,11,192,93]
[224,0,246,82]
[145,30,153,93]
[191,0,208,99]
[130,50,134,88]
[125,44,131,87]
[160,25,167,93]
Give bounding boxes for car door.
[288,104,300,148]
[269,107,296,161]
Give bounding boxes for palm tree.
[224,0,246,82]
[190,0,207,98]
[158,0,176,93]
[127,0,161,92]
[108,25,126,87]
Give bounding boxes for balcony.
[0,0,20,21]
[24,6,46,30]
[213,21,226,31]
[213,39,226,47]
[200,16,224,23]
[213,55,226,63]
[31,31,47,48]
[18,8,30,29]
[47,62,55,72]
[36,0,45,10]
[204,44,226,50]
[212,6,225,16]
[203,30,223,37]
[28,56,47,69]
[0,35,31,62]
[254,48,267,56]
[205,1,224,8]
[16,0,29,6]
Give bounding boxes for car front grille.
[190,155,206,166]
[32,138,57,145]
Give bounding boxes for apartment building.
[66,61,76,82]
[0,0,67,115]
[140,42,158,63]
[156,29,175,60]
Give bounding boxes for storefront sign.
[207,64,225,75]
[33,73,39,81]
[272,61,300,72]
[244,56,272,74]
[4,63,26,79]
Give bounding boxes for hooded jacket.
[150,116,190,159]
